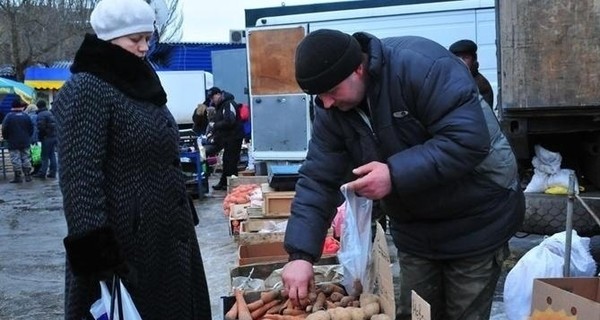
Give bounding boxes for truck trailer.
[497,0,600,235]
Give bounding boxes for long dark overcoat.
[53,34,211,320]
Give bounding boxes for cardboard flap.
[368,223,396,318]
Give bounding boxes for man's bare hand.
[282,259,314,307]
[346,161,392,199]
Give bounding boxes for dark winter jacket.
[285,33,524,262]
[36,106,57,140]
[53,34,211,320]
[212,91,244,142]
[1,111,33,149]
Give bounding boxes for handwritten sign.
[411,290,431,320]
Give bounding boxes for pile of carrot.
[224,283,392,320]
[223,184,260,216]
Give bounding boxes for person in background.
[449,39,494,108]
[24,104,41,175]
[1,97,33,183]
[205,86,244,191]
[281,29,524,320]
[51,0,212,318]
[33,100,58,179]
[192,100,209,135]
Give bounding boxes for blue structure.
[148,42,246,72]
[21,42,247,93]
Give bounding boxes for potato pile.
[225,283,392,320]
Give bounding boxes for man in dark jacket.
[33,100,58,179]
[449,39,494,108]
[1,97,34,183]
[281,30,524,320]
[206,87,244,190]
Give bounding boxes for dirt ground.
[0,174,568,320]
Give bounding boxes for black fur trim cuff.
[63,227,125,277]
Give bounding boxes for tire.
[521,192,600,236]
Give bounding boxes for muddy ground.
[0,174,577,320]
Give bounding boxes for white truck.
[244,0,495,161]
[243,0,600,237]
[156,70,213,128]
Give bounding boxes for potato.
[347,306,367,320]
[306,310,331,320]
[370,314,392,320]
[362,302,380,318]
[358,293,379,307]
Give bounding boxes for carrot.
[235,288,253,320]
[260,289,281,304]
[247,299,265,312]
[282,308,306,316]
[224,301,237,320]
[261,314,307,320]
[251,298,281,319]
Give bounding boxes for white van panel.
[310,7,497,108]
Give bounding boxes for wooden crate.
[263,191,295,217]
[246,206,264,218]
[238,231,285,246]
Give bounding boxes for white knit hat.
[90,0,156,41]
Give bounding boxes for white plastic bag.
[337,185,373,296]
[90,275,142,320]
[503,231,596,320]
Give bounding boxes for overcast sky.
[180,0,352,43]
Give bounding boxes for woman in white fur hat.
[52,0,212,318]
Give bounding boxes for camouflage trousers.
[9,148,32,174]
[396,244,509,320]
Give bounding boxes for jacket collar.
[70,34,167,106]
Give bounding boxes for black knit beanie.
[295,29,363,94]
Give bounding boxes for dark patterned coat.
[53,34,211,320]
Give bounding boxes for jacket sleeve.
[213,102,237,130]
[284,109,349,262]
[54,78,124,276]
[388,53,490,195]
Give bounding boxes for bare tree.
[150,0,183,43]
[0,0,183,81]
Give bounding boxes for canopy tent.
[24,65,71,90]
[0,77,36,104]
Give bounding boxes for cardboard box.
[241,218,287,233]
[228,217,245,236]
[531,277,600,319]
[227,176,268,193]
[238,241,289,266]
[229,203,250,220]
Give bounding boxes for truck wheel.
[521,193,600,236]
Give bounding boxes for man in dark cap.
[281,29,524,320]
[449,39,494,108]
[205,87,244,190]
[1,97,34,183]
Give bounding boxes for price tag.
[411,290,431,320]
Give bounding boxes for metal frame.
[563,174,600,276]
